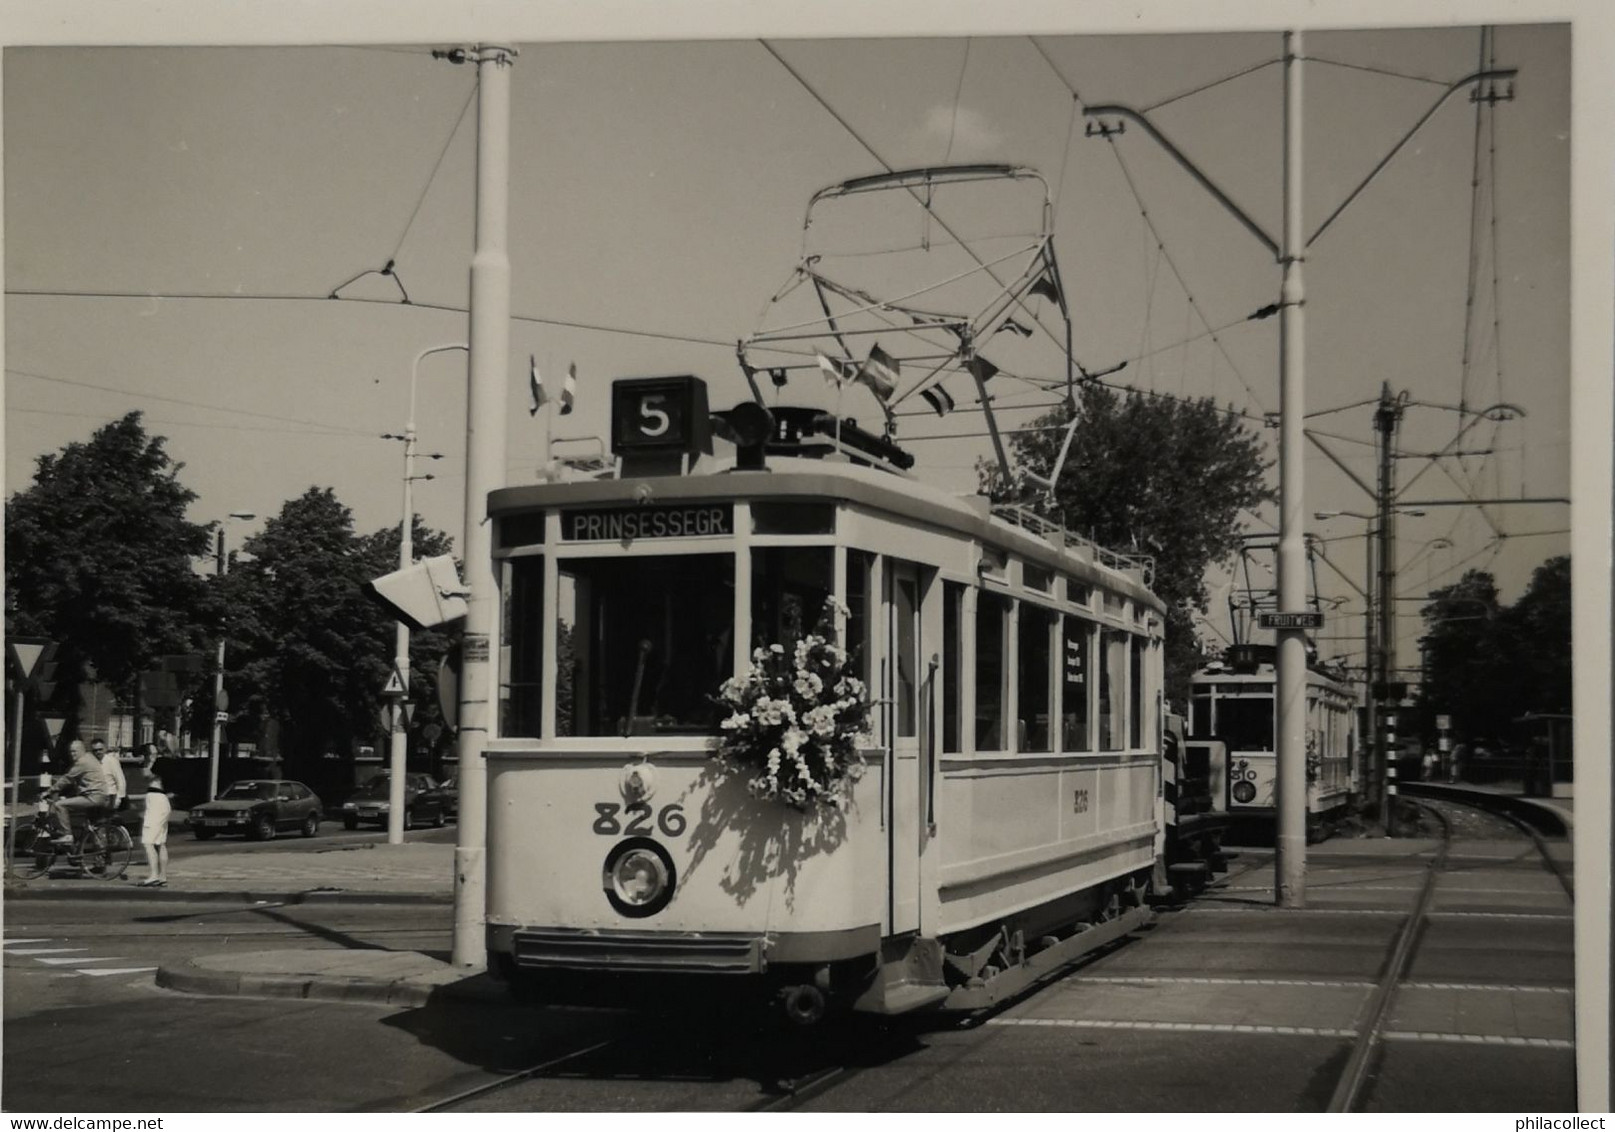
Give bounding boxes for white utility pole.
[1083,42,1514,911]
[387,343,467,845]
[1273,31,1308,906]
[451,43,516,971]
[209,512,255,802]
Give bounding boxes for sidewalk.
[4,839,454,904]
[155,945,506,1009]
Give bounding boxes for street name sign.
[1258,611,1324,630]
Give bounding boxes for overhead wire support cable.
[1140,57,1281,114]
[387,78,479,266]
[1306,66,1517,249]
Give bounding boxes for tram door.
[885,560,927,936]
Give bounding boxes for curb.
[154,959,507,1009]
[3,883,451,906]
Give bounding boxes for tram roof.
[488,456,1164,613]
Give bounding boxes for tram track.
[1325,794,1565,1112]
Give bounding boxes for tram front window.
[1217,696,1275,752]
[557,554,734,737]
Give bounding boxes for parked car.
[188,779,323,841]
[437,774,458,820]
[341,772,448,831]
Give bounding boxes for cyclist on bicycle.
[45,740,110,847]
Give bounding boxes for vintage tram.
[477,374,1219,1021]
[1187,643,1360,836]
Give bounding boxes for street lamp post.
[382,343,467,846]
[209,512,256,802]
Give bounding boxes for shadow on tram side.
[681,762,851,909]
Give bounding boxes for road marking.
[3,938,52,947]
[989,1019,1572,1049]
[1383,1031,1574,1050]
[1070,976,1375,989]
[77,966,158,977]
[1404,982,1572,995]
[1427,911,1573,921]
[4,947,88,956]
[34,956,122,966]
[989,1018,1357,1039]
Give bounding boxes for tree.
[5,413,213,738]
[1416,557,1570,746]
[221,487,456,781]
[980,384,1274,701]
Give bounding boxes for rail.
[989,502,1156,585]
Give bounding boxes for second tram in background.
[1188,642,1361,840]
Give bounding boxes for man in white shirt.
[93,741,127,811]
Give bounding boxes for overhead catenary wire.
[6,366,375,438]
[5,288,741,350]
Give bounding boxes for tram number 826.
[593,802,687,838]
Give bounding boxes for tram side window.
[555,553,734,737]
[975,593,1010,751]
[751,547,833,650]
[1129,636,1145,748]
[1062,617,1093,751]
[942,582,963,753]
[1018,604,1055,752]
[1099,629,1128,750]
[846,551,875,696]
[501,556,544,738]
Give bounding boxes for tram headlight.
[1232,780,1258,804]
[602,838,678,918]
[610,848,667,906]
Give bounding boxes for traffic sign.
[215,711,230,724]
[1258,611,1324,630]
[381,668,407,697]
[1436,714,1452,731]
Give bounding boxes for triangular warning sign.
[382,669,406,697]
[12,643,45,680]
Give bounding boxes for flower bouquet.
[712,605,872,812]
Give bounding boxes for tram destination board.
[1257,611,1325,630]
[562,503,733,542]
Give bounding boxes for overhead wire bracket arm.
[1307,68,1517,248]
[1081,103,1279,259]
[1304,429,1378,501]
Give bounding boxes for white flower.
[769,643,785,654]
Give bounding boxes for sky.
[0,11,1593,682]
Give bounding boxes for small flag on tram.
[1030,264,1063,305]
[560,363,577,415]
[815,351,854,388]
[528,355,548,416]
[966,356,1000,384]
[920,382,956,417]
[856,344,899,403]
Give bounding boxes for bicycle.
[7,795,133,881]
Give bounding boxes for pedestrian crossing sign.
[382,669,406,697]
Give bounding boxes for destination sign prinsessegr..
[563,504,733,542]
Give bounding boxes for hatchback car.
[189,780,323,841]
[341,772,448,830]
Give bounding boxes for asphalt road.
[1,828,1576,1113]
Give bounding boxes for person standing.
[138,774,171,887]
[94,740,127,813]
[48,740,109,845]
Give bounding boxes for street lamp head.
[228,511,256,521]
